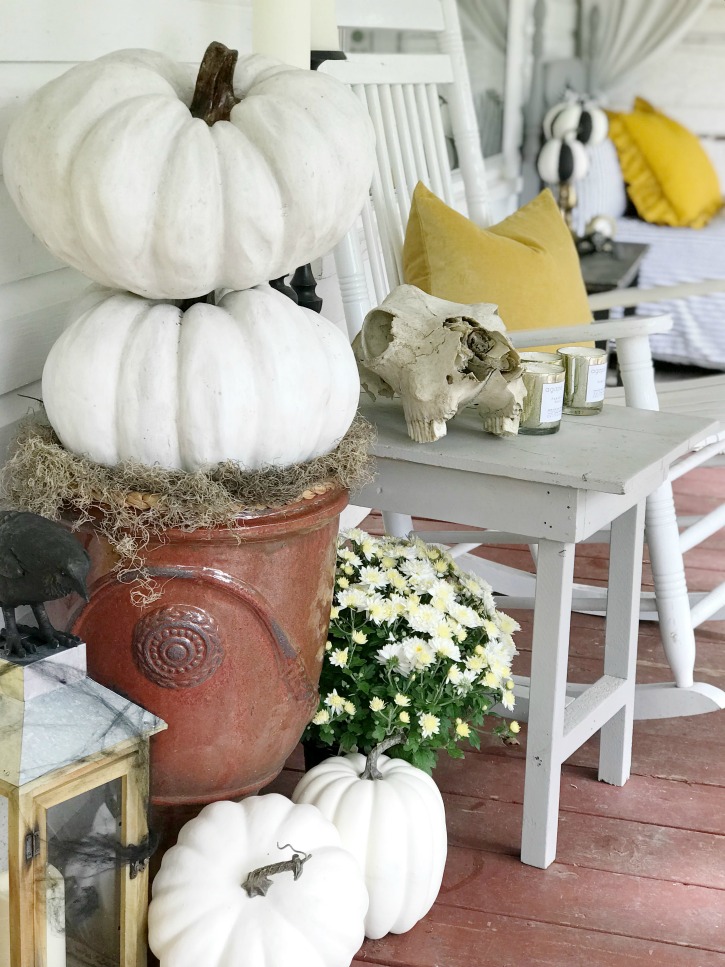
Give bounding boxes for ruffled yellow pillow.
[607,97,722,228]
[403,183,592,352]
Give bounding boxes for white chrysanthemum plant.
[302,529,521,775]
[294,529,520,939]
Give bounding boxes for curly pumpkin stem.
[242,848,312,898]
[190,41,241,125]
[360,732,406,781]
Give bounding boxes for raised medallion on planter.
[133,604,224,689]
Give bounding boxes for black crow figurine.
[0,510,91,659]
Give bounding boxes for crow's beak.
[72,575,90,602]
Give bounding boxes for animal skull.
[353,285,525,442]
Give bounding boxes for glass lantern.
[0,643,165,967]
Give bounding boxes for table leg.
[521,538,576,869]
[382,512,414,537]
[599,500,645,784]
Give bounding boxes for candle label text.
[586,361,607,403]
[540,380,565,423]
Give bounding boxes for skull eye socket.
[362,310,394,357]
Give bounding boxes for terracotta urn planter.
[47,488,347,832]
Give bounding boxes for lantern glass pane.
[0,793,8,964]
[46,779,122,967]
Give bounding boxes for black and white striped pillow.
[574,139,628,235]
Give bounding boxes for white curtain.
[456,0,508,157]
[580,0,712,95]
[457,0,508,53]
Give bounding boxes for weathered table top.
[355,398,717,542]
[359,397,715,494]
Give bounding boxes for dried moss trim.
[0,417,376,605]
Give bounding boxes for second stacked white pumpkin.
[43,285,360,471]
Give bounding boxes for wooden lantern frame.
[0,647,165,967]
[3,737,153,967]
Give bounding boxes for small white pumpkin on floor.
[292,736,448,940]
[148,794,369,967]
[42,283,359,471]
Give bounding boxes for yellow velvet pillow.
[607,97,722,228]
[403,183,592,352]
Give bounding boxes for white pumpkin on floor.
[3,43,375,299]
[148,794,368,967]
[292,748,448,940]
[42,284,360,471]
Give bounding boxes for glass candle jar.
[519,361,565,435]
[558,346,608,415]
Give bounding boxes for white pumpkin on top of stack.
[4,41,374,471]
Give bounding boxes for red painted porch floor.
[269,466,725,967]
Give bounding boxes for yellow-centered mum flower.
[418,712,440,738]
[324,690,346,715]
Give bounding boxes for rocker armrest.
[588,278,725,312]
[508,314,673,350]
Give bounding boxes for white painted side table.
[355,399,717,869]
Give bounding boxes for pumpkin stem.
[360,732,406,781]
[178,43,240,309]
[190,41,241,125]
[242,848,312,898]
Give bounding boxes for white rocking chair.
[326,0,725,720]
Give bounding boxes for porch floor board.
[269,468,725,966]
